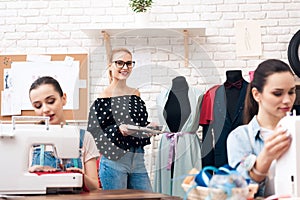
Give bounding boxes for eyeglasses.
[113,60,135,69]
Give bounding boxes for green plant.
[129,0,153,13]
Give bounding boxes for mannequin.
[224,70,244,121]
[154,76,203,198]
[200,70,248,168]
[164,76,191,132]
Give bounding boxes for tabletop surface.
[2,189,182,200]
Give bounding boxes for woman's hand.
[261,125,292,162]
[28,165,57,172]
[119,122,161,137]
[147,122,159,128]
[252,125,292,182]
[66,167,83,173]
[119,124,136,136]
[146,122,161,136]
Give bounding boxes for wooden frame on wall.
[0,54,88,121]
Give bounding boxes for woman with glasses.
[87,48,155,191]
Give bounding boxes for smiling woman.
[87,47,158,191]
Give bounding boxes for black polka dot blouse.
[87,95,151,160]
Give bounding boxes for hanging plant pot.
[288,29,300,77]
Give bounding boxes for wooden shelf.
[82,27,205,67]
[81,27,205,38]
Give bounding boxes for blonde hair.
[108,48,133,83]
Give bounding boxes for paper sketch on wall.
[1,69,21,116]
[1,90,22,116]
[10,61,79,110]
[3,68,13,90]
[235,20,262,57]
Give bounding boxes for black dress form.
[163,76,191,177]
[224,70,243,121]
[201,70,247,168]
[163,76,191,132]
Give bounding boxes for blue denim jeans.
[31,148,60,168]
[100,147,152,191]
[31,147,83,170]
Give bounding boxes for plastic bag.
[206,173,248,200]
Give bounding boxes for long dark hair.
[243,59,294,124]
[29,76,63,97]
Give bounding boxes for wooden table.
[6,189,181,200]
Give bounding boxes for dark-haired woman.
[29,76,100,191]
[227,59,295,197]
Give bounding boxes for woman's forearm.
[83,158,100,191]
[83,174,100,191]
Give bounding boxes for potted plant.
[129,0,153,13]
[129,0,153,26]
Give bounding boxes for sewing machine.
[0,116,83,195]
[275,112,300,197]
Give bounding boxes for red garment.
[199,85,220,125]
[33,171,80,176]
[96,155,102,188]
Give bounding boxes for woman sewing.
[227,59,295,197]
[28,76,100,191]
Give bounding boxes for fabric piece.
[34,171,81,176]
[32,129,84,170]
[199,85,220,125]
[31,129,99,172]
[164,132,193,170]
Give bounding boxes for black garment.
[164,77,191,132]
[87,95,151,161]
[201,70,248,168]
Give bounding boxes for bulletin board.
[0,54,88,121]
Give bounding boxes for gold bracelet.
[251,166,268,177]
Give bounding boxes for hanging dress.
[154,86,203,198]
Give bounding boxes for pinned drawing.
[3,69,12,90]
[235,20,262,57]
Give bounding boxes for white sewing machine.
[275,112,300,197]
[0,116,83,195]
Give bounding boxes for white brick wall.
[1,0,300,187]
